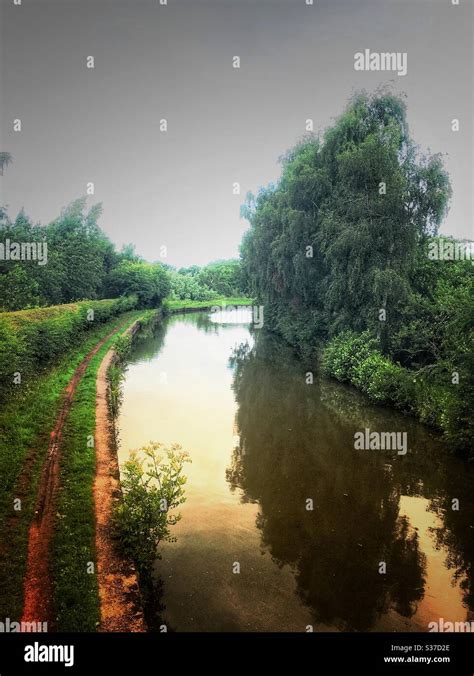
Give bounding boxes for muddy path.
[93,333,145,632]
[21,321,130,625]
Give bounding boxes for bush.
[322,329,471,454]
[352,352,413,408]
[107,333,133,421]
[0,295,138,402]
[114,442,191,575]
[323,331,414,408]
[414,379,451,429]
[321,330,379,382]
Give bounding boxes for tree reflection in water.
[227,331,473,630]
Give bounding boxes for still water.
[117,311,473,632]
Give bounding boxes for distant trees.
[106,260,170,308]
[44,200,116,303]
[0,198,172,311]
[0,196,247,312]
[168,259,247,301]
[0,199,117,310]
[195,260,244,297]
[167,267,217,301]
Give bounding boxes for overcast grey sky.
[1,0,472,267]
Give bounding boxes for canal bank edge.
[94,313,161,632]
[94,301,250,631]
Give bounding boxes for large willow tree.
[241,90,451,355]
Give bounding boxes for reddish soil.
[93,339,145,632]
[21,324,127,625]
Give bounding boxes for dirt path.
[21,322,129,625]
[93,333,145,632]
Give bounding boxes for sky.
[0,0,472,268]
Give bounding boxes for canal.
[117,310,473,632]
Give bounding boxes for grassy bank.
[51,310,156,631]
[164,296,254,312]
[0,296,138,403]
[0,309,146,623]
[321,331,472,455]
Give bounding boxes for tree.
[0,266,41,311]
[196,259,244,296]
[106,260,170,308]
[241,90,451,354]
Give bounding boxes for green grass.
[51,310,156,631]
[51,310,154,632]
[164,296,254,311]
[0,296,138,404]
[0,310,146,623]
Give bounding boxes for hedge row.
[321,330,466,452]
[0,295,138,401]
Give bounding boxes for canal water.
[117,310,473,632]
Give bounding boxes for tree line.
[0,197,246,312]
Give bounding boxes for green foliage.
[168,259,247,301]
[113,332,133,361]
[0,311,142,622]
[0,199,172,312]
[241,90,451,346]
[107,333,133,420]
[168,268,218,301]
[114,442,191,575]
[0,295,137,402]
[107,363,125,421]
[321,330,378,382]
[51,313,144,631]
[322,330,472,454]
[322,331,412,408]
[0,199,118,309]
[241,89,472,453]
[0,199,246,313]
[52,361,102,631]
[351,354,412,407]
[106,260,170,308]
[0,267,41,310]
[195,260,245,296]
[164,296,253,312]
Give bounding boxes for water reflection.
[118,312,474,631]
[228,331,474,630]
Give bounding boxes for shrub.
[323,331,415,408]
[0,295,138,402]
[322,329,472,454]
[107,333,133,421]
[114,442,191,575]
[321,330,378,382]
[352,353,413,408]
